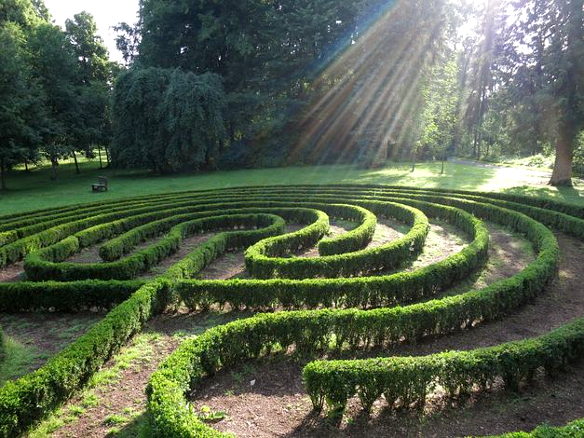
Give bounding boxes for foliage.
[0,1,117,186]
[416,56,460,162]
[0,183,584,436]
[111,68,226,173]
[0,21,42,189]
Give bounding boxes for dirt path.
[188,231,584,438]
[137,233,213,279]
[0,261,25,282]
[47,311,248,438]
[0,313,101,384]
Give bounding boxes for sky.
[43,0,140,62]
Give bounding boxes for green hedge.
[178,200,485,310]
[303,316,584,414]
[23,214,286,281]
[147,193,561,436]
[244,203,429,279]
[494,418,584,437]
[0,279,170,436]
[0,280,144,312]
[1,184,583,437]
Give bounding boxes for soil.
[67,246,104,264]
[404,221,470,273]
[51,311,248,438]
[0,261,25,282]
[188,232,584,438]
[201,252,247,280]
[136,233,213,279]
[0,313,101,377]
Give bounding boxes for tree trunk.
[370,141,389,168]
[24,158,29,172]
[549,0,584,187]
[549,127,575,186]
[0,159,6,191]
[72,152,80,174]
[105,146,111,166]
[98,146,103,169]
[50,157,58,181]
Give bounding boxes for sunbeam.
[290,0,448,166]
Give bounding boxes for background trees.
[440,0,584,186]
[111,68,226,173]
[0,0,115,188]
[1,0,583,186]
[0,22,41,189]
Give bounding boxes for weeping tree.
[111,68,226,173]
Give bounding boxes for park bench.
[91,176,108,192]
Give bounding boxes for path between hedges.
[25,216,468,436]
[26,219,484,437]
[189,232,584,438]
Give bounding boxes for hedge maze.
[0,185,583,436]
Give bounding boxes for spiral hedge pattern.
[0,184,583,437]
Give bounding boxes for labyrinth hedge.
[0,184,583,437]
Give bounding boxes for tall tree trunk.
[0,158,6,191]
[50,157,58,181]
[549,126,575,186]
[98,146,103,169]
[72,152,80,174]
[105,146,111,166]
[370,140,388,168]
[473,128,480,159]
[24,158,29,172]
[411,150,417,172]
[549,0,584,187]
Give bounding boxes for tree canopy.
[111,68,226,173]
[1,0,583,186]
[0,0,117,187]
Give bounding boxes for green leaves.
[111,68,226,173]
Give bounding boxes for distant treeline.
[1,0,583,187]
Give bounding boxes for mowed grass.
[0,159,583,216]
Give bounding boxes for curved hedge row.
[23,213,288,281]
[244,202,429,279]
[0,184,583,437]
[495,419,584,437]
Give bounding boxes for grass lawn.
[0,159,583,216]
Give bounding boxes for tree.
[65,12,110,84]
[417,56,460,173]
[0,0,48,28]
[504,0,584,186]
[463,0,502,160]
[111,68,226,173]
[129,0,385,168]
[66,11,117,173]
[0,22,45,190]
[28,23,79,180]
[0,23,29,190]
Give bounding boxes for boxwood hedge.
[0,184,583,437]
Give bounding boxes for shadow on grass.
[107,412,151,438]
[503,184,584,206]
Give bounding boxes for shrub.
[1,184,583,437]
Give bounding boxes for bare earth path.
[24,220,583,437]
[188,232,584,438]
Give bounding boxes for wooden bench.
[91,176,108,192]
